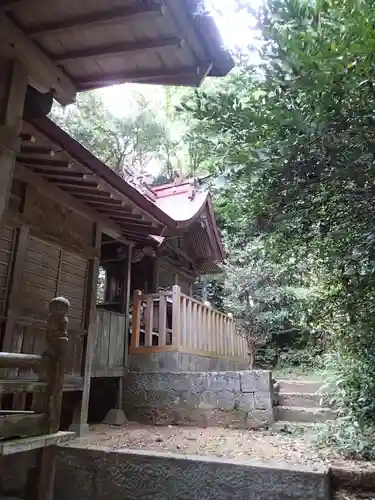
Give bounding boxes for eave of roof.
[0,0,234,105]
[27,116,178,230]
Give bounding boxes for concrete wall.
[123,370,274,428]
[130,351,248,372]
[55,446,330,500]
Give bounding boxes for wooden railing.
[0,296,70,439]
[131,285,248,359]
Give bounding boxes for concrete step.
[277,379,322,394]
[278,392,322,408]
[275,405,335,423]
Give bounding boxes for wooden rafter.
[0,13,76,104]
[14,164,132,243]
[20,145,55,156]
[29,169,85,178]
[17,158,71,168]
[52,37,182,63]
[27,3,164,37]
[97,208,144,220]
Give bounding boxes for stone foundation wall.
[55,446,330,500]
[129,351,248,372]
[123,370,274,429]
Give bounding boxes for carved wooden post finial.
[47,296,70,339]
[43,296,70,433]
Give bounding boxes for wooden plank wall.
[0,181,97,386]
[92,309,125,377]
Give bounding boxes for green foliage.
[51,91,172,175]
[178,0,375,458]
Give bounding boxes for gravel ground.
[67,421,358,469]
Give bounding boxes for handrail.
[0,296,70,438]
[131,287,248,360]
[0,352,42,369]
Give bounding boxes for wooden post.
[131,290,142,348]
[158,295,167,347]
[180,296,186,348]
[186,298,192,350]
[171,285,181,347]
[70,224,100,437]
[0,58,28,223]
[145,297,153,347]
[29,294,69,500]
[43,296,70,433]
[208,310,213,353]
[191,301,197,349]
[120,243,132,404]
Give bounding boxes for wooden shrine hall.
[0,1,233,499]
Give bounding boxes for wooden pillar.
[0,58,28,222]
[70,224,101,437]
[122,244,132,366]
[152,257,160,292]
[131,290,142,348]
[171,285,181,347]
[118,244,133,402]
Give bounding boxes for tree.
[178,0,375,457]
[51,91,169,176]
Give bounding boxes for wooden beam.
[17,157,70,168]
[0,124,21,152]
[30,169,85,178]
[98,208,143,219]
[53,36,182,63]
[27,2,164,37]
[117,223,155,235]
[78,64,212,90]
[0,59,27,224]
[49,178,98,188]
[14,163,130,241]
[20,145,55,155]
[0,13,76,104]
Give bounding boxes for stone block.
[123,388,148,406]
[176,390,201,408]
[170,373,193,392]
[207,372,240,393]
[146,390,177,407]
[236,393,255,412]
[254,392,272,411]
[199,390,218,408]
[214,391,236,411]
[240,370,272,393]
[129,352,180,372]
[189,373,208,394]
[55,446,330,500]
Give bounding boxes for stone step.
[278,392,322,408]
[277,379,322,394]
[275,405,335,423]
[333,489,374,499]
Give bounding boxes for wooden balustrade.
[131,286,248,360]
[0,296,70,439]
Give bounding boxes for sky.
[101,0,259,116]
